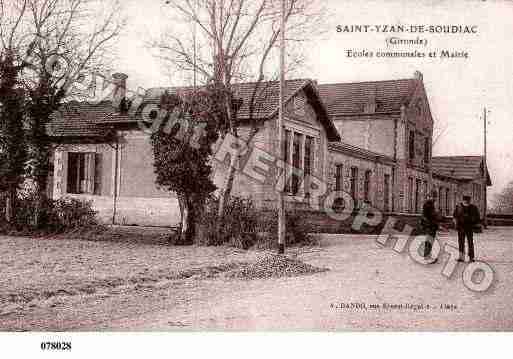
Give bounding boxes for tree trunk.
[215,139,238,240]
[177,194,195,245]
[217,92,238,220]
[33,175,48,228]
[217,155,237,218]
[182,201,195,245]
[5,186,16,224]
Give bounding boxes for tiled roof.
[47,79,340,140]
[144,78,311,120]
[431,156,491,185]
[317,78,418,118]
[46,101,130,137]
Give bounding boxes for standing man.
[453,195,481,262]
[421,190,442,263]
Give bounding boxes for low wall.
[114,196,180,227]
[487,213,513,226]
[270,210,455,235]
[65,194,180,227]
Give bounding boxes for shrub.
[252,208,316,249]
[6,195,99,233]
[50,197,98,230]
[197,196,315,249]
[197,196,259,248]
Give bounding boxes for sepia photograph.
[0,0,512,356]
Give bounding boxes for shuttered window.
[446,188,450,216]
[364,170,372,202]
[415,179,421,213]
[283,128,317,197]
[335,164,343,192]
[304,136,313,196]
[283,129,291,193]
[409,130,415,160]
[350,167,358,202]
[291,132,302,195]
[438,187,443,212]
[408,177,414,212]
[66,152,101,195]
[384,174,390,212]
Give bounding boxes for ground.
[0,227,512,331]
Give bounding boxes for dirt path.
[1,228,512,331]
[100,229,513,331]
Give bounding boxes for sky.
[113,0,513,204]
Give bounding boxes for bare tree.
[1,0,125,226]
[432,117,449,151]
[151,0,326,222]
[492,181,513,214]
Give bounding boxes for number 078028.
[40,342,72,351]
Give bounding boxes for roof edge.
[328,141,395,164]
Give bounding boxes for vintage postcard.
[0,0,512,356]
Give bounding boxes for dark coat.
[420,199,441,235]
[453,203,480,229]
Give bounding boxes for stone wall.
[333,115,396,157]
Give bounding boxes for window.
[291,132,302,195]
[424,137,430,164]
[335,164,343,192]
[364,170,372,202]
[408,177,414,212]
[415,179,421,213]
[283,129,290,161]
[409,130,415,160]
[283,128,317,197]
[384,174,390,212]
[67,152,101,195]
[446,188,450,216]
[423,180,428,202]
[283,129,317,197]
[283,129,291,193]
[304,136,313,196]
[472,183,481,203]
[438,187,443,212]
[350,167,358,202]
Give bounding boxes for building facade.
[46,71,491,227]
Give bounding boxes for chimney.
[112,72,128,108]
[414,70,423,81]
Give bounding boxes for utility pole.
[193,0,197,94]
[483,107,488,228]
[277,0,286,254]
